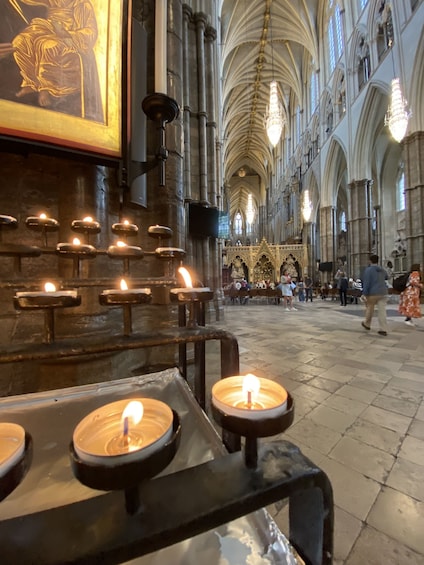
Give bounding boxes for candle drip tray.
[0,369,319,565]
[0,433,33,502]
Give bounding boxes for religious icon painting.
[0,0,126,159]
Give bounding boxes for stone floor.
[203,297,424,565]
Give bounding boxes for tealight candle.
[99,278,151,305]
[71,216,101,233]
[212,374,288,420]
[25,213,59,231]
[57,237,97,255]
[0,215,18,228]
[107,240,144,259]
[155,247,186,260]
[111,220,139,238]
[73,398,173,467]
[14,282,80,308]
[170,266,213,302]
[0,423,26,478]
[148,225,173,239]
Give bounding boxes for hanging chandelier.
[265,80,284,147]
[384,78,410,143]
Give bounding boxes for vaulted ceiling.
[220,0,320,214]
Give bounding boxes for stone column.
[182,4,192,203]
[404,131,424,267]
[319,206,335,280]
[195,13,209,205]
[205,25,217,209]
[348,179,372,277]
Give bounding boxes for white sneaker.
[290,307,297,311]
[285,308,290,311]
[405,320,415,326]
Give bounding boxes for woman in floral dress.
[398,264,422,326]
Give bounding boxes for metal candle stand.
[211,393,295,468]
[13,292,82,344]
[0,214,41,274]
[56,241,97,278]
[0,433,33,502]
[69,411,181,515]
[99,287,152,336]
[25,216,59,247]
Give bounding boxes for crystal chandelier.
[265,80,284,147]
[384,77,410,143]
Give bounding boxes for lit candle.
[71,216,101,233]
[111,220,139,238]
[56,238,97,257]
[100,278,151,305]
[0,423,26,478]
[107,240,144,259]
[212,374,288,420]
[170,266,213,302]
[14,282,80,308]
[25,213,59,231]
[148,225,172,239]
[73,398,173,466]
[155,0,167,94]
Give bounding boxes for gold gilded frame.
[0,0,124,158]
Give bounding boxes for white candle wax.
[73,398,173,467]
[16,290,78,299]
[101,288,151,296]
[0,423,25,478]
[155,0,167,93]
[212,375,288,420]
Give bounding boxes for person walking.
[361,254,389,336]
[337,271,349,306]
[398,264,422,326]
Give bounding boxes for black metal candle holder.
[56,242,97,278]
[0,215,18,243]
[211,393,294,468]
[107,243,144,276]
[99,287,152,336]
[0,432,33,502]
[170,287,214,328]
[69,410,181,515]
[25,216,59,247]
[71,218,101,245]
[111,221,139,242]
[148,224,173,248]
[13,290,81,344]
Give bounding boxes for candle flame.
[123,219,129,225]
[39,213,47,219]
[122,401,144,426]
[72,237,81,245]
[117,240,127,248]
[242,374,260,404]
[83,216,93,222]
[120,278,128,291]
[44,282,56,292]
[178,267,193,288]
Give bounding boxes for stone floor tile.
[416,402,424,421]
[398,435,424,466]
[345,418,403,456]
[332,506,362,563]
[371,394,420,417]
[307,376,344,393]
[291,383,332,403]
[386,458,424,501]
[348,376,386,393]
[308,404,357,434]
[330,436,395,482]
[361,405,412,434]
[367,487,424,554]
[409,419,424,441]
[285,418,342,455]
[335,383,378,404]
[318,457,381,520]
[345,525,424,565]
[323,394,368,417]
